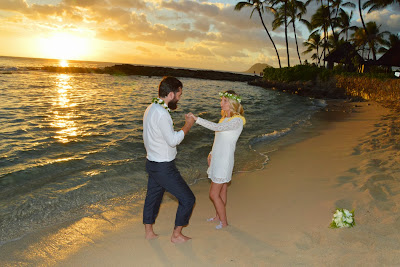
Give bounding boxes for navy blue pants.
[143,160,195,227]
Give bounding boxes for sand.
[1,100,400,266]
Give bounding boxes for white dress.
[196,116,244,183]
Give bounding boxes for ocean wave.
[251,128,292,144]
[312,98,327,108]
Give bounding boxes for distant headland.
[244,63,271,75]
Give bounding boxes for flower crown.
[219,92,242,103]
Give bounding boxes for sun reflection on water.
[51,74,80,143]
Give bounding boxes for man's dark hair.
[159,76,183,98]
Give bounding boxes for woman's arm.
[196,117,243,132]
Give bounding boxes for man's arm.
[181,113,195,135]
[158,113,185,147]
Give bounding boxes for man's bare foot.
[171,233,191,244]
[144,224,158,240]
[145,231,159,240]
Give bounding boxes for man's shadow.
[148,239,173,267]
[227,225,286,257]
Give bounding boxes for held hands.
[185,113,195,126]
[186,112,198,121]
[182,113,195,135]
[181,112,197,135]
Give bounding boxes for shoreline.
[40,64,257,82]
[2,100,399,266]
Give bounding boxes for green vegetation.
[261,64,400,106]
[263,64,333,82]
[263,64,395,82]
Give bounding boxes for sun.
[39,32,90,60]
[59,60,69,67]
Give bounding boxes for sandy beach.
[1,100,400,266]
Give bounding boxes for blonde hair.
[221,90,244,118]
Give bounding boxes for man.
[142,76,196,244]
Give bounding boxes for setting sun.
[59,60,68,67]
[39,32,90,60]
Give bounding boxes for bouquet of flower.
[330,208,355,228]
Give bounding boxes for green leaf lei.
[152,97,171,113]
[219,92,242,103]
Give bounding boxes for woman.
[189,90,245,229]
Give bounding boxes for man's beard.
[168,96,179,110]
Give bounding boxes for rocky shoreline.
[42,64,399,108]
[41,64,256,82]
[248,78,350,99]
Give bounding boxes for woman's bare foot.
[171,233,191,244]
[215,221,228,230]
[206,216,220,222]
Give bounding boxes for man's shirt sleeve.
[158,112,184,147]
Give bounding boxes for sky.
[0,0,399,72]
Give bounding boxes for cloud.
[107,0,148,9]
[96,28,132,41]
[63,0,107,8]
[365,9,400,33]
[133,24,206,45]
[193,19,210,32]
[0,0,28,11]
[161,0,219,17]
[136,45,151,53]
[388,14,400,30]
[182,45,214,57]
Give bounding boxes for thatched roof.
[325,42,364,65]
[377,41,400,67]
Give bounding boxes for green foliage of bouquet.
[330,208,355,228]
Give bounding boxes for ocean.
[0,56,326,244]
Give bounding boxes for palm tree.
[287,0,309,64]
[272,0,291,66]
[378,33,400,53]
[331,0,356,41]
[359,0,399,61]
[310,5,331,66]
[337,9,357,41]
[352,22,389,60]
[363,0,400,12]
[357,0,377,60]
[235,0,282,68]
[352,26,369,58]
[303,31,323,66]
[331,0,356,20]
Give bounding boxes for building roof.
[325,42,364,65]
[377,41,400,67]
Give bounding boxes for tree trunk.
[293,21,302,64]
[258,9,282,68]
[284,0,290,67]
[358,0,376,61]
[327,0,338,44]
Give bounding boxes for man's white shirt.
[143,103,184,162]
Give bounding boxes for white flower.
[330,208,355,229]
[344,209,352,217]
